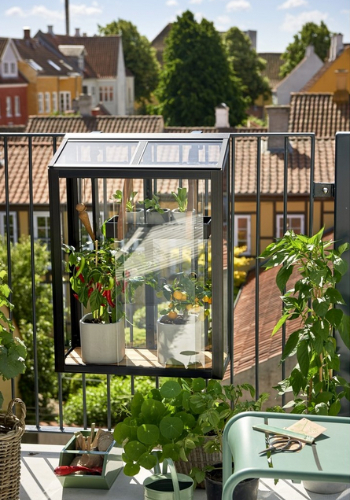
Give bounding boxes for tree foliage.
[280,21,331,78]
[98,19,160,104]
[223,27,271,105]
[155,11,247,127]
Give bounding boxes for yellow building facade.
[305,47,350,93]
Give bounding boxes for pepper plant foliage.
[0,270,27,409]
[260,228,350,415]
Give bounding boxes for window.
[6,96,12,117]
[52,92,58,113]
[0,212,17,244]
[109,86,113,101]
[276,214,305,238]
[45,92,50,113]
[33,212,50,250]
[59,91,71,112]
[10,62,16,74]
[83,85,88,95]
[234,215,251,254]
[38,92,44,113]
[99,87,103,101]
[14,96,20,116]
[99,86,113,102]
[3,62,8,74]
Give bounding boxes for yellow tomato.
[180,292,187,301]
[207,297,212,304]
[168,311,178,320]
[173,290,183,301]
[203,295,209,303]
[186,304,192,311]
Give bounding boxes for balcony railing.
[1,131,349,436]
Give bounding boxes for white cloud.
[5,6,27,17]
[190,0,203,4]
[166,0,179,5]
[226,0,251,12]
[31,5,63,20]
[281,10,328,32]
[278,0,307,9]
[194,11,203,22]
[70,4,102,16]
[216,15,231,26]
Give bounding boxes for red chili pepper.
[76,266,85,282]
[88,287,93,298]
[103,289,115,308]
[73,293,79,300]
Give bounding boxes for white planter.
[146,208,171,224]
[80,313,125,364]
[126,209,143,225]
[157,312,204,367]
[171,209,195,222]
[303,481,347,494]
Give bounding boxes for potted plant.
[144,194,171,224]
[157,272,211,367]
[171,187,191,221]
[0,270,27,500]
[63,232,131,364]
[113,189,143,225]
[260,228,350,493]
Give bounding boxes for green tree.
[280,21,331,78]
[223,27,271,105]
[98,19,160,105]
[155,11,247,126]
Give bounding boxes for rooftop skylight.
[48,59,61,71]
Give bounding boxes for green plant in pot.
[63,225,144,364]
[0,270,27,409]
[144,194,171,224]
[260,228,350,415]
[113,189,138,213]
[171,187,190,221]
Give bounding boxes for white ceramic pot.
[126,209,143,225]
[171,209,195,222]
[157,312,204,367]
[146,208,171,224]
[80,313,125,364]
[303,481,347,494]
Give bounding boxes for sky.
[1,0,349,53]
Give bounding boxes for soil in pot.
[205,464,259,500]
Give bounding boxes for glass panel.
[54,141,138,166]
[140,141,222,167]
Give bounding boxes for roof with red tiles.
[13,37,79,76]
[0,135,335,206]
[289,93,350,137]
[23,115,164,137]
[35,31,122,79]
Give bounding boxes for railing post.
[334,132,350,417]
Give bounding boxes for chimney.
[215,103,230,129]
[75,28,81,37]
[329,33,343,61]
[47,25,54,35]
[305,45,314,58]
[333,69,349,104]
[265,105,290,152]
[23,27,31,40]
[245,30,257,50]
[78,94,92,116]
[65,0,69,35]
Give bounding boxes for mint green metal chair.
[222,412,350,500]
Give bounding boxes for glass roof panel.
[140,141,222,167]
[53,141,138,166]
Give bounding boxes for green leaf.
[114,422,137,444]
[130,392,144,417]
[141,399,166,423]
[325,288,345,305]
[272,314,289,336]
[311,319,329,341]
[162,443,181,461]
[338,314,350,349]
[137,424,160,445]
[138,452,158,470]
[333,255,348,276]
[297,340,309,377]
[160,380,182,399]
[337,242,349,256]
[123,462,140,476]
[325,308,343,328]
[276,265,294,292]
[192,378,206,392]
[159,416,184,440]
[124,441,147,461]
[176,411,196,429]
[312,297,330,317]
[329,400,341,416]
[281,330,299,360]
[290,368,305,395]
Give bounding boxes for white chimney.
[78,94,92,116]
[305,45,314,58]
[215,103,230,129]
[75,28,81,37]
[266,105,290,152]
[329,34,343,61]
[47,25,54,35]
